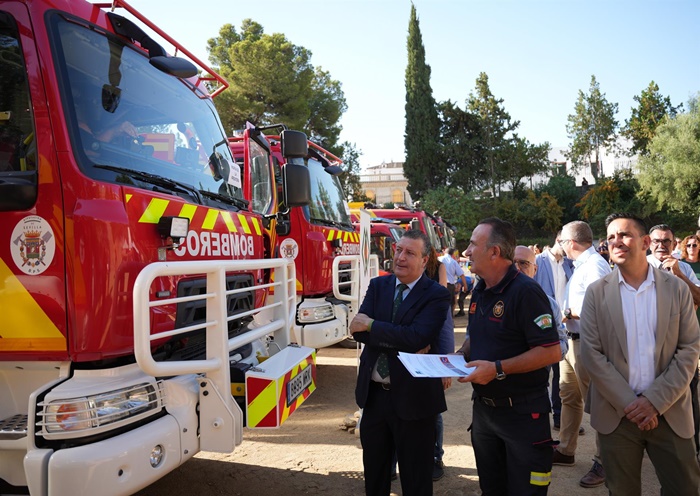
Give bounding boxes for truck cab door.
[0,5,68,357]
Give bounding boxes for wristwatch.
[564,308,573,320]
[495,360,506,380]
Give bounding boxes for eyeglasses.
[687,244,699,249]
[650,239,673,246]
[514,259,533,268]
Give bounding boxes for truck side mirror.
[383,260,393,272]
[283,162,310,207]
[280,130,308,158]
[410,219,420,231]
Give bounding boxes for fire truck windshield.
[305,158,352,228]
[50,14,244,205]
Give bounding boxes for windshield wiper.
[94,165,201,202]
[198,189,249,210]
[309,217,352,229]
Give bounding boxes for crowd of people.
[349,215,700,496]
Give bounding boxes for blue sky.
[133,0,699,169]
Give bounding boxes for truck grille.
[0,414,27,440]
[158,274,255,362]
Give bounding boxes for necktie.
[377,283,408,379]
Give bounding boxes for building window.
[392,190,403,203]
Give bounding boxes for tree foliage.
[404,5,445,198]
[636,96,700,214]
[467,73,519,196]
[206,21,346,148]
[536,174,581,224]
[566,75,619,178]
[501,135,551,197]
[421,187,480,239]
[337,141,369,202]
[622,81,681,157]
[437,100,485,194]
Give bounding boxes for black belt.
[475,390,546,408]
[370,381,391,391]
[568,332,580,341]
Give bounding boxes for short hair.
[447,247,457,256]
[605,213,647,237]
[402,229,431,257]
[649,223,673,237]
[477,217,516,261]
[562,220,593,245]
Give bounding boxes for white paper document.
[398,352,476,378]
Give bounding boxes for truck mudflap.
[245,344,316,428]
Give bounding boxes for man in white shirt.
[580,213,700,495]
[439,248,467,315]
[646,224,700,304]
[553,221,612,489]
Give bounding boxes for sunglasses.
[687,244,699,248]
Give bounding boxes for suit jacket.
[580,266,700,437]
[354,273,451,420]
[534,251,574,300]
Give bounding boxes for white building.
[359,161,413,205]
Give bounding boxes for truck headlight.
[40,382,161,437]
[298,303,334,323]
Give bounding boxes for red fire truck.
[230,127,361,349]
[368,206,456,251]
[0,1,315,494]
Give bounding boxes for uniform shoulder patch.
[534,314,553,329]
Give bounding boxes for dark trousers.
[471,397,553,495]
[446,283,456,311]
[361,383,436,496]
[457,288,468,313]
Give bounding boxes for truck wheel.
[338,336,359,349]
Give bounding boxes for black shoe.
[553,419,560,430]
[390,472,397,481]
[454,311,465,317]
[432,459,445,481]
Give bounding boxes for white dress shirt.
[564,246,612,336]
[619,265,657,394]
[646,254,700,286]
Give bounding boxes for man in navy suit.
[350,229,451,496]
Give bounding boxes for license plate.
[286,365,313,407]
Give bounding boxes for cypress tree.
[404,4,444,199]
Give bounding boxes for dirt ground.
[136,316,668,496]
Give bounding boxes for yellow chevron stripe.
[0,257,66,351]
[125,194,132,203]
[238,214,251,234]
[178,203,197,221]
[251,217,261,236]
[221,211,238,232]
[326,230,334,241]
[138,198,170,224]
[202,209,219,230]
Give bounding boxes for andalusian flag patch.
[534,314,553,329]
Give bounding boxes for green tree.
[501,134,551,196]
[404,5,445,198]
[536,174,581,224]
[421,186,480,238]
[337,142,369,202]
[206,21,346,148]
[636,95,700,214]
[467,72,519,197]
[566,75,619,178]
[437,100,486,194]
[622,81,681,156]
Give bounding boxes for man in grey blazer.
[580,213,700,495]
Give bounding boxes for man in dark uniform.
[350,229,451,496]
[457,218,561,495]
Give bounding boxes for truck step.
[0,414,28,440]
